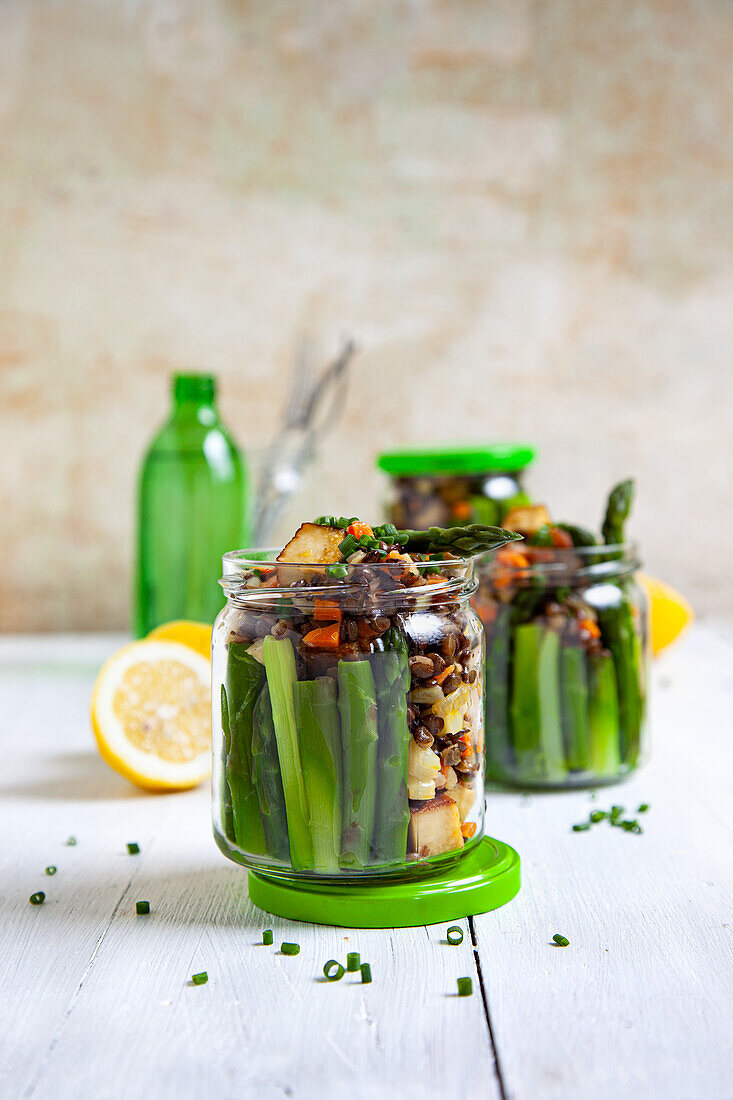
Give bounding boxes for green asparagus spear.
[601,479,634,545]
[560,644,592,772]
[588,653,622,777]
[262,636,314,870]
[556,523,600,548]
[484,603,515,782]
[251,687,290,862]
[294,677,342,873]
[219,683,235,841]
[338,660,379,867]
[370,631,411,866]
[597,593,645,768]
[510,623,566,784]
[224,645,267,854]
[375,523,523,557]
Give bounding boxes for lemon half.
[91,639,211,791]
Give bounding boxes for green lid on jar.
[376,444,537,477]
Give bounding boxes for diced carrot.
[579,618,601,639]
[550,527,574,549]
[347,521,373,540]
[460,733,473,758]
[434,663,454,686]
[301,623,341,648]
[497,548,530,569]
[452,500,472,520]
[461,822,477,840]
[313,599,343,622]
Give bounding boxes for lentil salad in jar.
[212,517,521,879]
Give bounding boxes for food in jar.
[478,480,648,788]
[213,518,519,875]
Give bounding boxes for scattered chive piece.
[456,977,472,996]
[281,942,300,956]
[610,805,623,823]
[29,892,45,906]
[346,952,361,972]
[191,972,208,985]
[572,823,591,832]
[446,926,464,946]
[136,900,150,915]
[262,929,273,946]
[66,836,77,846]
[638,803,650,813]
[589,811,606,823]
[323,960,345,981]
[360,963,372,984]
[126,842,140,855]
[45,866,57,876]
[553,934,570,947]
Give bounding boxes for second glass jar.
[476,543,649,789]
[213,551,485,880]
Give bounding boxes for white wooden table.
[1,625,731,1100]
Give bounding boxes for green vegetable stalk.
[588,653,622,776]
[262,636,314,870]
[510,623,566,784]
[597,593,645,767]
[294,677,342,873]
[560,644,592,772]
[370,630,411,865]
[219,683,234,841]
[337,660,379,867]
[601,479,634,546]
[484,603,515,782]
[251,687,290,862]
[385,523,523,557]
[223,645,267,854]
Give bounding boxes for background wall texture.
[1,0,731,630]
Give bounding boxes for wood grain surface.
[0,625,730,1100]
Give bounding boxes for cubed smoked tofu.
[409,792,464,857]
[501,504,552,535]
[449,780,475,823]
[276,523,344,565]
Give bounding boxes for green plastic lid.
[376,444,536,477]
[247,835,520,929]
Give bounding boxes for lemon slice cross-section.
[91,640,211,791]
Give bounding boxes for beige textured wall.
[1,0,731,630]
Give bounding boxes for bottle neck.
[171,374,218,424]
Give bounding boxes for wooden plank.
[0,640,499,1100]
[474,623,733,1100]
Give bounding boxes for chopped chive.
[281,942,300,956]
[589,811,607,823]
[456,977,472,996]
[621,820,643,834]
[126,842,140,855]
[29,892,45,906]
[638,803,650,813]
[191,971,208,985]
[572,823,591,832]
[346,952,360,972]
[262,929,273,946]
[326,563,348,579]
[323,960,345,981]
[135,900,150,915]
[45,866,57,876]
[446,926,464,946]
[553,934,570,947]
[66,836,77,846]
[360,963,372,984]
[610,805,623,824]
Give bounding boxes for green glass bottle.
[134,373,248,636]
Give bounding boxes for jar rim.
[480,541,642,584]
[219,547,478,607]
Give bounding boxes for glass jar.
[476,543,649,789]
[376,445,536,530]
[212,550,485,881]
